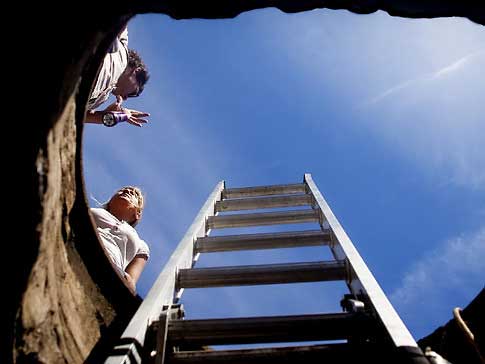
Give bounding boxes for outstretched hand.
[123,108,150,127]
[104,99,150,127]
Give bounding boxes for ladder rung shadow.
[195,230,331,253]
[216,195,313,212]
[167,343,375,364]
[207,210,319,229]
[222,183,306,199]
[167,312,373,346]
[177,261,347,288]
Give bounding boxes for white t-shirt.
[90,207,150,277]
[87,27,129,110]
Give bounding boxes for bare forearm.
[124,272,137,294]
[125,256,147,284]
[84,110,103,124]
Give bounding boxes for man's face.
[109,189,142,226]
[113,67,140,100]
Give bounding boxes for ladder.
[105,174,428,364]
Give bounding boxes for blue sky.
[83,9,485,343]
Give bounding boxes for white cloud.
[390,227,485,336]
[359,49,485,190]
[264,10,485,190]
[392,227,485,303]
[367,50,484,105]
[432,52,474,78]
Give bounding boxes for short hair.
[128,49,150,96]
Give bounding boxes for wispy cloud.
[367,50,484,105]
[432,52,477,78]
[265,10,485,190]
[367,78,422,105]
[390,227,485,337]
[357,49,485,190]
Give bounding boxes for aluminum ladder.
[105,173,428,364]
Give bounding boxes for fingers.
[118,107,150,127]
[127,117,149,128]
[127,119,142,127]
[127,110,150,117]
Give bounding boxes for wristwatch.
[102,111,128,127]
[102,112,117,127]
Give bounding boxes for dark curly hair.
[128,49,150,96]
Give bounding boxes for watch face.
[102,112,117,127]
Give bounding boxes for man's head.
[113,49,150,101]
[107,186,145,227]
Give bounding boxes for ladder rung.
[168,312,372,346]
[207,210,319,229]
[195,230,330,253]
[177,261,347,288]
[222,183,306,199]
[168,343,369,364]
[216,194,312,212]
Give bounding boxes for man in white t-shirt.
[90,186,149,293]
[84,26,151,128]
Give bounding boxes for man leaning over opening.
[84,25,151,128]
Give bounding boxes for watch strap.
[112,111,129,123]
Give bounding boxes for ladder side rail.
[304,174,417,349]
[104,180,225,364]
